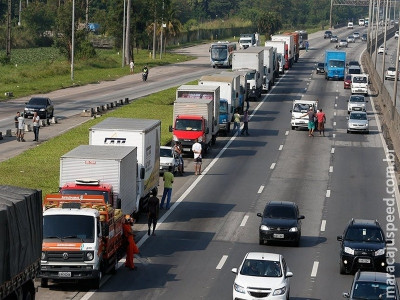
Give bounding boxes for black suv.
[316,62,325,74]
[337,219,388,274]
[24,97,54,120]
[343,271,399,299]
[324,30,332,39]
[257,201,305,246]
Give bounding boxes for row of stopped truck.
[38,117,162,289]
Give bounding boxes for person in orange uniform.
[123,215,139,270]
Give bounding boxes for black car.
[24,97,54,120]
[316,62,325,74]
[330,35,338,43]
[324,30,332,39]
[337,219,388,274]
[361,33,367,41]
[343,271,400,299]
[257,201,305,246]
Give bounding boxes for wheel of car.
[291,126,295,130]
[366,130,369,134]
[259,237,264,245]
[339,260,346,274]
[293,238,300,247]
[40,278,48,288]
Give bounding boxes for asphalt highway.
[10,26,400,299]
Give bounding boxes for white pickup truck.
[290,100,318,130]
[351,74,368,96]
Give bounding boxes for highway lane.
[35,29,400,300]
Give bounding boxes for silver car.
[347,111,369,134]
[339,39,348,47]
[347,95,367,113]
[347,35,355,43]
[159,146,178,174]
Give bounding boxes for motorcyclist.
[142,65,149,81]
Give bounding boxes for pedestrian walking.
[17,113,25,142]
[241,109,250,136]
[129,60,134,74]
[301,106,316,137]
[315,109,320,130]
[305,41,309,52]
[32,112,40,142]
[160,166,174,210]
[147,189,159,236]
[233,110,241,135]
[123,215,139,270]
[14,112,20,138]
[192,137,202,175]
[316,108,326,136]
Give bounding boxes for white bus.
[210,41,237,68]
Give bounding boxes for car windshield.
[160,148,173,158]
[264,205,296,219]
[345,227,384,242]
[28,98,47,105]
[353,76,367,83]
[352,282,397,299]
[341,40,347,43]
[350,113,368,121]
[388,67,396,72]
[350,96,365,103]
[240,259,282,277]
[349,68,361,75]
[346,76,352,81]
[293,103,311,113]
[349,61,359,66]
[318,63,324,68]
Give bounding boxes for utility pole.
[330,0,333,28]
[71,0,75,81]
[152,0,156,60]
[6,0,11,57]
[160,0,164,59]
[122,0,126,67]
[125,0,131,65]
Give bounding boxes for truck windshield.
[61,189,109,204]
[246,72,256,80]
[210,45,228,61]
[175,119,202,131]
[43,215,95,242]
[329,60,345,68]
[219,101,228,114]
[293,103,311,113]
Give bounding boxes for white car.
[347,95,367,113]
[339,39,348,48]
[353,32,360,39]
[377,46,387,54]
[159,146,178,174]
[232,252,293,300]
[395,31,399,39]
[347,35,355,43]
[347,111,369,134]
[348,22,354,29]
[385,67,399,80]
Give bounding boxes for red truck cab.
[172,115,207,152]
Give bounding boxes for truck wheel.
[340,261,347,274]
[40,278,48,288]
[23,287,34,300]
[92,272,102,289]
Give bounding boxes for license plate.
[273,233,284,239]
[58,271,71,277]
[358,258,370,264]
[354,108,361,110]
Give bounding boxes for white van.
[290,100,318,130]
[358,19,365,26]
[348,22,354,29]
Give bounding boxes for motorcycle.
[142,71,148,82]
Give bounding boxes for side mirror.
[337,235,343,241]
[102,224,109,236]
[140,167,145,179]
[298,215,305,220]
[169,125,173,132]
[286,271,293,278]
[257,213,263,218]
[231,268,238,274]
[343,292,350,298]
[205,127,209,134]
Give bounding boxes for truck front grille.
[48,251,85,262]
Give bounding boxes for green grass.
[0,48,195,100]
[0,81,198,197]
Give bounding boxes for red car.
[344,75,351,89]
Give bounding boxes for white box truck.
[170,98,215,154]
[89,118,160,212]
[232,48,264,100]
[351,74,369,96]
[253,46,274,91]
[59,144,138,215]
[290,99,318,130]
[271,34,294,68]
[265,40,287,74]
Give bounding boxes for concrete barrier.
[50,116,58,124]
[102,104,108,111]
[119,99,124,105]
[124,97,130,104]
[5,129,12,137]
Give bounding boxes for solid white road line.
[258,185,265,194]
[320,220,326,232]
[278,145,283,151]
[240,215,249,227]
[270,163,276,169]
[216,255,228,270]
[311,261,319,277]
[326,190,331,198]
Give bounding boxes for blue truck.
[324,50,346,80]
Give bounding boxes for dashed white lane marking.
[216,255,228,270]
[326,190,331,198]
[311,261,319,277]
[334,111,337,116]
[329,166,333,173]
[270,163,276,169]
[258,185,265,194]
[335,103,338,107]
[321,220,326,232]
[331,147,335,154]
[279,145,283,151]
[333,121,336,126]
[333,133,336,138]
[240,215,249,227]
[285,131,289,136]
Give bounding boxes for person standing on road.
[147,189,159,236]
[305,41,309,52]
[129,60,134,74]
[241,109,250,136]
[192,138,202,175]
[17,113,25,142]
[173,141,184,175]
[233,109,241,135]
[160,166,174,210]
[32,112,40,142]
[316,108,326,136]
[123,215,139,270]
[301,107,316,137]
[14,112,20,138]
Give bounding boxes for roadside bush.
[76,40,97,60]
[0,55,11,66]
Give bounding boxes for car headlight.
[39,108,46,111]
[260,225,270,231]
[86,251,94,261]
[291,116,295,120]
[375,248,385,256]
[273,286,286,296]
[166,162,173,166]
[41,252,47,261]
[344,247,354,255]
[365,123,369,127]
[289,227,298,232]
[233,282,245,294]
